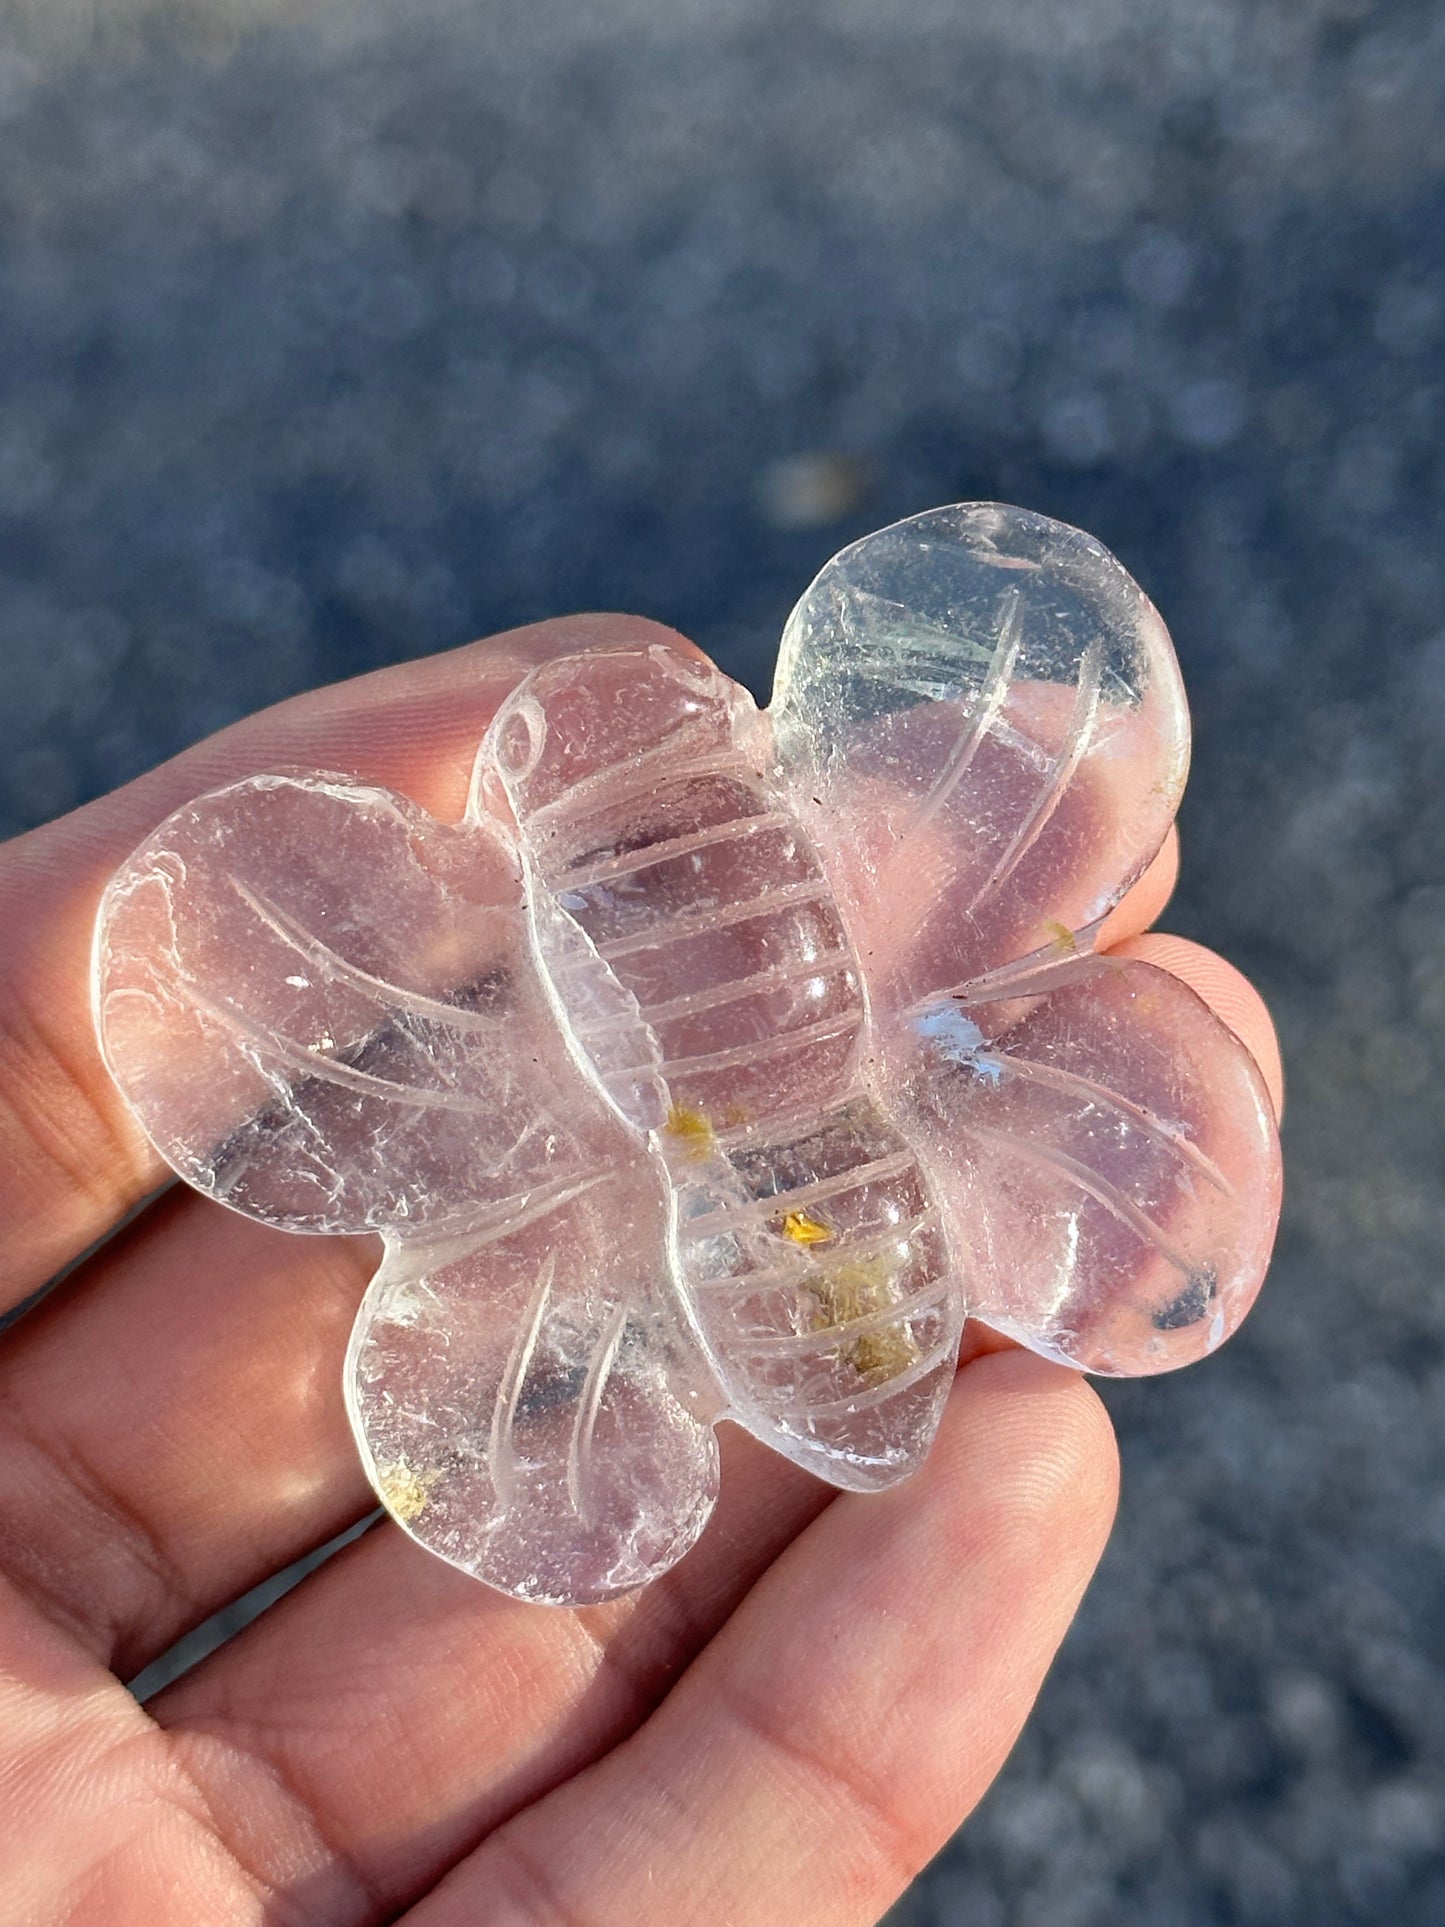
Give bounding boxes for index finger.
[0,614,704,1310]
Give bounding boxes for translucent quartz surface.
[483,649,960,1492]
[97,775,720,1602]
[771,505,1279,1371]
[94,504,1282,1603]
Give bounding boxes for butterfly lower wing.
[348,1145,721,1604]
[895,957,1281,1376]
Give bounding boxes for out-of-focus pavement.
[3,1,1445,1920]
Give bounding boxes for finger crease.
[167,1715,393,1926]
[573,1570,719,1730]
[0,990,152,1240]
[717,1675,929,1893]
[483,1823,608,1927]
[0,1400,205,1666]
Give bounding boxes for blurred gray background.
[3,0,1445,1921]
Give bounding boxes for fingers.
[0,612,1181,1693]
[1108,932,1284,1119]
[0,1565,272,1927]
[149,1427,834,1920]
[0,1192,377,1676]
[1,810,1269,1686]
[149,1352,1112,1927]
[0,615,702,1309]
[413,1353,1118,1927]
[0,893,1272,1680]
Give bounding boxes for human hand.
[0,619,1282,1926]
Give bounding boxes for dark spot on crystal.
[514,1361,590,1419]
[450,965,510,1014]
[204,966,513,1184]
[1153,1266,1219,1331]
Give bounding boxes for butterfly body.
[488,644,963,1491]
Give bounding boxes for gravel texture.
[4,0,1445,1920]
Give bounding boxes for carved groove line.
[229,877,508,1038]
[901,586,1024,842]
[489,1250,558,1509]
[965,1122,1192,1276]
[567,1300,630,1522]
[965,635,1105,917]
[561,810,794,890]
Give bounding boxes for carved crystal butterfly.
[94,505,1282,1604]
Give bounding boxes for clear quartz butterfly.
[94,505,1282,1605]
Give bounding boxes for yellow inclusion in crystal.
[821,1252,892,1319]
[376,1460,441,1523]
[1045,919,1078,954]
[663,1103,716,1162]
[781,1208,833,1246]
[804,1251,920,1382]
[848,1324,920,1381]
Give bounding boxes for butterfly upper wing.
[96,771,721,1600]
[770,504,1281,1374]
[95,771,572,1234]
[771,502,1190,1010]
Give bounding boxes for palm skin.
[0,618,1280,1927]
